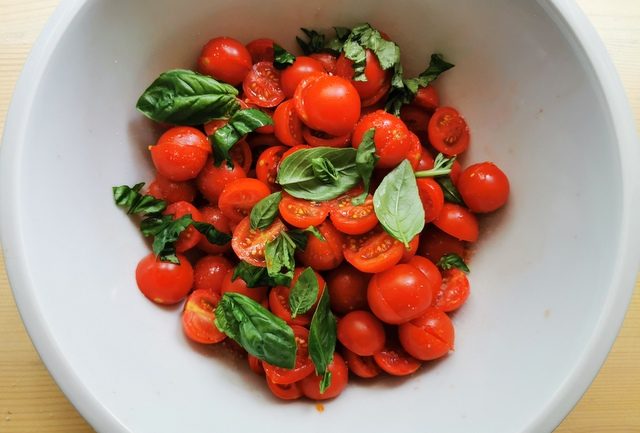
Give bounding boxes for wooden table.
[0,1,638,432]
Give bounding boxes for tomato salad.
[113,24,509,401]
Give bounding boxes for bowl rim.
[1,0,638,432]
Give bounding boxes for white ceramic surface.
[1,0,639,432]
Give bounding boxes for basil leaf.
[308,289,337,393]
[437,253,470,273]
[326,26,351,53]
[373,160,425,248]
[342,40,367,81]
[342,24,401,82]
[311,157,339,184]
[436,176,465,205]
[192,221,231,245]
[215,293,296,368]
[265,233,297,286]
[414,153,456,178]
[113,183,166,215]
[287,226,325,251]
[212,109,273,166]
[277,147,360,201]
[250,192,282,230]
[296,28,326,55]
[140,214,193,264]
[136,69,239,125]
[232,262,278,288]
[353,128,378,205]
[289,267,320,318]
[273,44,296,70]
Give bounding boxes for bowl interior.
[4,0,627,432]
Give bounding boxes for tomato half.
[273,99,304,146]
[413,85,439,111]
[428,107,470,156]
[163,201,203,252]
[300,352,349,400]
[296,220,345,271]
[433,269,470,312]
[278,193,329,228]
[352,110,413,169]
[264,325,315,384]
[197,37,252,86]
[243,61,285,108]
[329,188,378,235]
[231,217,286,267]
[150,127,210,182]
[269,285,313,327]
[220,268,268,302]
[418,226,466,263]
[135,253,193,305]
[280,56,326,98]
[147,175,196,204]
[337,310,386,356]
[256,145,287,191]
[246,38,275,63]
[433,203,479,242]
[457,162,510,213]
[196,158,247,204]
[196,206,232,254]
[228,140,253,174]
[181,290,226,344]
[398,307,454,361]
[193,255,233,295]
[266,377,303,400]
[416,178,445,223]
[301,127,351,148]
[218,178,271,224]
[343,227,404,273]
[373,345,422,376]
[342,348,381,378]
[326,263,370,314]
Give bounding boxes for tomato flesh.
[264,325,315,384]
[182,290,226,344]
[343,228,404,273]
[243,61,285,108]
[231,217,286,267]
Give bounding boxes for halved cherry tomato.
[248,354,265,375]
[246,38,275,63]
[433,203,479,242]
[228,140,253,174]
[310,52,338,74]
[457,162,509,213]
[352,110,413,169]
[280,56,326,98]
[413,85,439,111]
[135,253,193,305]
[373,345,422,376]
[398,307,454,361]
[407,256,443,293]
[243,61,285,108]
[193,255,233,295]
[300,352,349,400]
[301,127,351,148]
[418,226,466,263]
[326,263,370,314]
[428,107,470,156]
[264,325,315,384]
[433,269,470,312]
[196,206,232,254]
[273,99,304,146]
[231,217,286,267]
[278,193,329,228]
[218,178,271,224]
[150,127,211,182]
[416,178,445,223]
[329,188,378,235]
[266,377,303,400]
[147,175,196,204]
[343,227,404,273]
[220,268,268,302]
[342,348,381,378]
[196,158,246,204]
[269,268,325,326]
[336,50,391,105]
[256,145,287,191]
[296,220,345,271]
[337,310,385,356]
[400,105,431,134]
[197,37,252,86]
[400,235,420,263]
[163,201,203,252]
[181,290,226,344]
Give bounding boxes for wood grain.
[0,0,638,432]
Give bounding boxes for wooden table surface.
[1,0,639,432]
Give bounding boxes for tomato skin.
[193,255,233,295]
[228,140,253,174]
[269,285,313,326]
[352,110,413,169]
[457,162,510,213]
[273,99,304,146]
[218,178,271,224]
[416,178,445,223]
[450,159,462,184]
[147,175,196,204]
[413,85,439,111]
[243,61,285,108]
[400,105,431,134]
[264,325,315,385]
[266,377,303,400]
[256,145,287,191]
[163,201,203,252]
[198,37,252,86]
[418,227,466,263]
[342,348,381,378]
[326,263,370,314]
[280,56,326,98]
[400,235,420,263]
[433,203,479,242]
[196,158,247,204]
[367,264,435,324]
[373,345,422,376]
[428,107,470,156]
[329,189,378,235]
[181,290,226,344]
[150,127,210,182]
[248,354,265,375]
[310,52,338,74]
[220,268,267,303]
[335,50,391,105]
[301,127,351,148]
[297,220,345,271]
[406,132,423,170]
[300,352,349,400]
[278,193,329,228]
[231,217,286,267]
[433,269,470,312]
[246,38,275,63]
[337,310,386,356]
[343,228,404,273]
[196,206,232,254]
[417,147,435,171]
[407,256,443,292]
[398,307,454,361]
[135,253,193,305]
[281,144,310,160]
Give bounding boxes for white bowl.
[1,0,639,432]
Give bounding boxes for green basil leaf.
[343,24,401,82]
[192,221,232,245]
[308,289,336,393]
[215,293,296,368]
[373,160,425,247]
[140,214,193,264]
[342,40,367,81]
[296,28,326,55]
[334,27,351,41]
[414,53,455,87]
[113,183,167,215]
[136,69,239,125]
[265,233,296,286]
[311,157,340,184]
[325,26,351,53]
[277,147,360,201]
[414,153,456,178]
[436,176,465,205]
[212,109,273,166]
[287,226,324,251]
[289,267,320,318]
[250,192,282,230]
[273,43,296,70]
[437,253,470,273]
[353,128,378,205]
[232,261,278,288]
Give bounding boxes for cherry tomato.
[196,158,247,204]
[264,325,315,384]
[433,269,470,312]
[343,228,404,273]
[197,37,252,85]
[352,110,413,169]
[196,206,232,254]
[231,217,286,267]
[416,178,445,223]
[336,50,391,105]
[243,61,285,108]
[457,162,510,213]
[450,159,462,184]
[406,256,443,293]
[135,253,193,305]
[280,56,326,98]
[163,201,203,252]
[220,268,268,302]
[281,144,311,160]
[418,226,466,263]
[398,307,454,361]
[203,118,228,136]
[193,255,233,295]
[406,132,424,170]
[296,220,345,271]
[428,107,470,156]
[246,38,275,63]
[147,175,196,204]
[367,263,434,324]
[273,99,304,146]
[300,352,349,400]
[228,140,253,174]
[337,310,386,356]
[416,147,435,171]
[278,193,329,229]
[400,105,431,134]
[326,263,370,314]
[256,145,287,190]
[413,85,439,111]
[310,52,338,74]
[270,268,325,326]
[433,203,479,242]
[294,74,361,137]
[301,127,351,148]
[329,188,378,235]
[181,290,226,344]
[373,344,422,376]
[248,354,265,375]
[342,348,381,378]
[400,235,420,263]
[150,127,210,182]
[266,377,303,400]
[218,178,271,224]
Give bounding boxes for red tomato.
[278,193,329,228]
[433,269,470,312]
[428,107,470,156]
[329,188,378,235]
[433,203,479,242]
[196,158,246,204]
[310,52,338,74]
[406,132,424,170]
[413,85,439,111]
[335,50,391,105]
[266,377,303,400]
[203,118,227,136]
[367,264,435,324]
[280,56,326,98]
[246,38,275,63]
[243,61,285,108]
[301,127,351,148]
[416,178,445,223]
[342,348,381,378]
[256,145,287,190]
[147,175,196,204]
[197,37,252,85]
[181,290,226,344]
[418,227,466,263]
[326,263,370,314]
[400,235,420,263]
[228,140,253,174]
[220,268,268,302]
[450,159,462,184]
[163,201,203,252]
[294,74,361,137]
[400,105,431,134]
[135,253,193,305]
[193,255,233,295]
[264,325,315,384]
[337,311,386,356]
[300,352,349,400]
[406,256,443,293]
[273,99,304,146]
[231,217,286,267]
[150,127,210,182]
[281,144,310,160]
[248,354,265,375]
[457,162,510,213]
[218,178,271,224]
[352,110,413,169]
[373,345,422,376]
[343,228,404,273]
[416,147,435,171]
[196,206,232,254]
[398,307,454,361]
[296,220,345,271]
[270,268,325,326]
